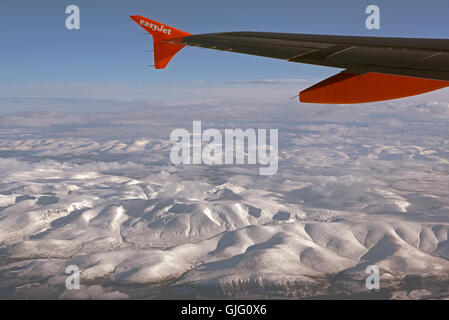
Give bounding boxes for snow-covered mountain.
[1,95,449,299]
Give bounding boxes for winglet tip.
[129,15,139,23]
[131,15,191,70]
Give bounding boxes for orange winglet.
[300,72,449,104]
[130,15,192,69]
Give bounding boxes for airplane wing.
[130,15,449,104]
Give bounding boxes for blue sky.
[1,0,449,103]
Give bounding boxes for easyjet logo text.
[140,20,172,35]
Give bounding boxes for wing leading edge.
[131,15,449,104]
